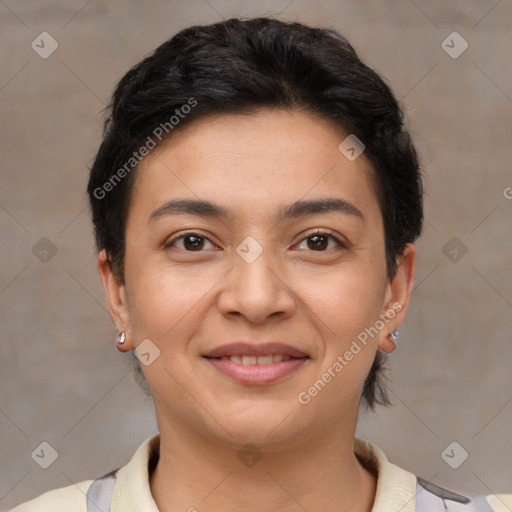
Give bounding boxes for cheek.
[304,260,386,341]
[124,257,212,342]
[297,265,386,409]
[124,266,212,397]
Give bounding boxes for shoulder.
[9,434,158,512]
[8,479,93,512]
[415,476,512,512]
[354,436,511,512]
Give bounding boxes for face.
[100,109,415,449]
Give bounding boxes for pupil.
[308,235,327,250]
[184,235,204,250]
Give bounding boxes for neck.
[149,412,377,512]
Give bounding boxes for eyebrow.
[148,197,365,225]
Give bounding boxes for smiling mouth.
[204,354,308,365]
[203,354,310,385]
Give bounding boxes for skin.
[98,108,416,512]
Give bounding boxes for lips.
[202,342,309,359]
[202,342,310,385]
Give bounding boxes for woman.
[11,16,510,512]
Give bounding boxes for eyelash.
[163,229,347,252]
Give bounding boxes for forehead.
[129,109,381,227]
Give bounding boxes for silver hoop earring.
[116,331,126,346]
[389,329,399,344]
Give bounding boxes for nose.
[217,242,296,324]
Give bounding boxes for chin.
[209,401,305,446]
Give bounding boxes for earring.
[116,331,126,349]
[389,329,399,344]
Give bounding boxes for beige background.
[1,0,511,509]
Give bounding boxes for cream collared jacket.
[10,434,512,512]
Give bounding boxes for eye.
[164,232,219,252]
[295,230,347,252]
[164,230,346,253]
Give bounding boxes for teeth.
[242,355,257,365]
[222,354,293,365]
[256,355,273,365]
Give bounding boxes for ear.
[378,243,416,353]
[97,250,133,351]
